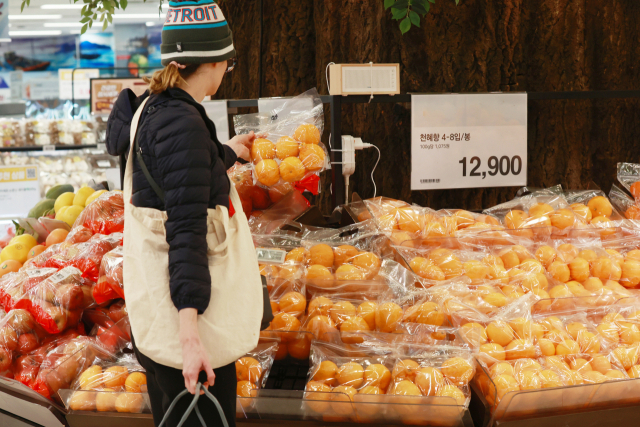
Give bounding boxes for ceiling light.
[9,15,63,20]
[112,13,165,19]
[0,38,11,43]
[44,22,84,27]
[41,4,84,9]
[9,30,62,36]
[145,21,158,27]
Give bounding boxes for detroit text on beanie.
[161,0,236,66]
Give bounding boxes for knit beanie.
[161,0,236,65]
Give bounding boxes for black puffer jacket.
[106,88,237,314]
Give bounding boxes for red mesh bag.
[0,268,58,311]
[73,191,124,236]
[93,247,124,305]
[15,266,93,334]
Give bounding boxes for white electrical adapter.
[335,135,381,203]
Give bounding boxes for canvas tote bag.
[123,97,263,369]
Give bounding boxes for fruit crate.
[470,369,640,427]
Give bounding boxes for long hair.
[144,63,200,94]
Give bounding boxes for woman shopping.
[106,1,264,425]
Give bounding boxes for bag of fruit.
[15,266,92,334]
[0,268,57,311]
[72,191,124,236]
[93,247,124,305]
[233,89,327,194]
[236,341,278,409]
[617,163,640,201]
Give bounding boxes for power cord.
[365,143,381,198]
[325,62,335,94]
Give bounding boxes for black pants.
[132,336,237,427]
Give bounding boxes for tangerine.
[279,157,306,182]
[275,136,299,160]
[294,124,321,145]
[299,144,325,171]
[255,159,280,186]
[251,138,276,163]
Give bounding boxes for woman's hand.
[225,131,258,162]
[179,308,215,394]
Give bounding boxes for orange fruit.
[124,373,147,393]
[308,296,333,317]
[588,196,613,218]
[415,367,444,396]
[287,335,311,359]
[275,136,299,160]
[305,381,332,413]
[255,160,280,186]
[78,365,103,390]
[309,244,334,268]
[505,210,528,229]
[333,245,359,267]
[250,138,276,163]
[389,379,421,396]
[46,229,69,246]
[237,380,257,397]
[305,315,337,341]
[96,388,117,412]
[279,157,306,182]
[336,362,364,388]
[294,124,321,145]
[548,261,570,282]
[0,260,22,278]
[529,203,554,218]
[329,301,357,326]
[271,313,301,339]
[568,257,590,282]
[27,245,46,259]
[352,252,381,279]
[279,291,306,315]
[335,264,364,281]
[459,323,488,347]
[437,385,466,405]
[305,265,333,285]
[550,209,575,229]
[103,366,128,388]
[312,360,338,386]
[357,302,377,330]
[391,359,420,382]
[339,317,370,343]
[364,364,391,389]
[479,343,506,361]
[570,203,592,222]
[299,144,325,172]
[374,302,402,333]
[490,362,515,378]
[115,393,144,413]
[331,385,357,416]
[441,357,474,386]
[630,182,640,199]
[69,391,97,411]
[236,357,262,384]
[505,339,536,359]
[486,321,515,347]
[285,247,309,263]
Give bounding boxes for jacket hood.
[105,89,149,157]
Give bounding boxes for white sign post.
[411,93,527,190]
[0,165,40,219]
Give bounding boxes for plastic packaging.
[234,89,327,191]
[72,191,124,236]
[15,266,92,334]
[0,268,58,311]
[617,163,640,200]
[610,184,640,221]
[236,341,278,401]
[94,247,124,305]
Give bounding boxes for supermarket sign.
[0,165,41,219]
[59,69,100,100]
[411,93,527,190]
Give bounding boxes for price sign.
[411,93,527,190]
[0,165,40,219]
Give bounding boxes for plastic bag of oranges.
[94,247,124,305]
[72,191,124,236]
[617,163,640,202]
[15,266,92,334]
[609,184,640,221]
[563,188,625,236]
[63,354,148,413]
[233,89,328,192]
[236,341,279,408]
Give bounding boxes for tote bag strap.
[129,98,166,203]
[157,383,229,427]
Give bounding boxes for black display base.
[66,412,154,427]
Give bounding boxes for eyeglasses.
[226,57,236,73]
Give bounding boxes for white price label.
[96,160,112,168]
[256,248,287,265]
[25,268,56,278]
[42,145,56,152]
[49,266,82,284]
[411,93,527,190]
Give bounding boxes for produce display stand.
[0,145,99,153]
[0,377,66,427]
[470,371,640,427]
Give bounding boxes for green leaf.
[120,0,127,9]
[455,0,460,4]
[102,19,108,31]
[412,1,427,14]
[80,16,90,23]
[107,13,113,23]
[391,7,407,20]
[20,1,25,12]
[89,20,93,28]
[81,23,88,34]
[99,13,104,21]
[394,0,408,8]
[399,16,411,34]
[409,10,420,26]
[384,0,395,9]
[428,0,435,3]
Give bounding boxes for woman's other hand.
[179,308,216,394]
[225,131,257,162]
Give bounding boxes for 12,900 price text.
[459,156,523,179]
